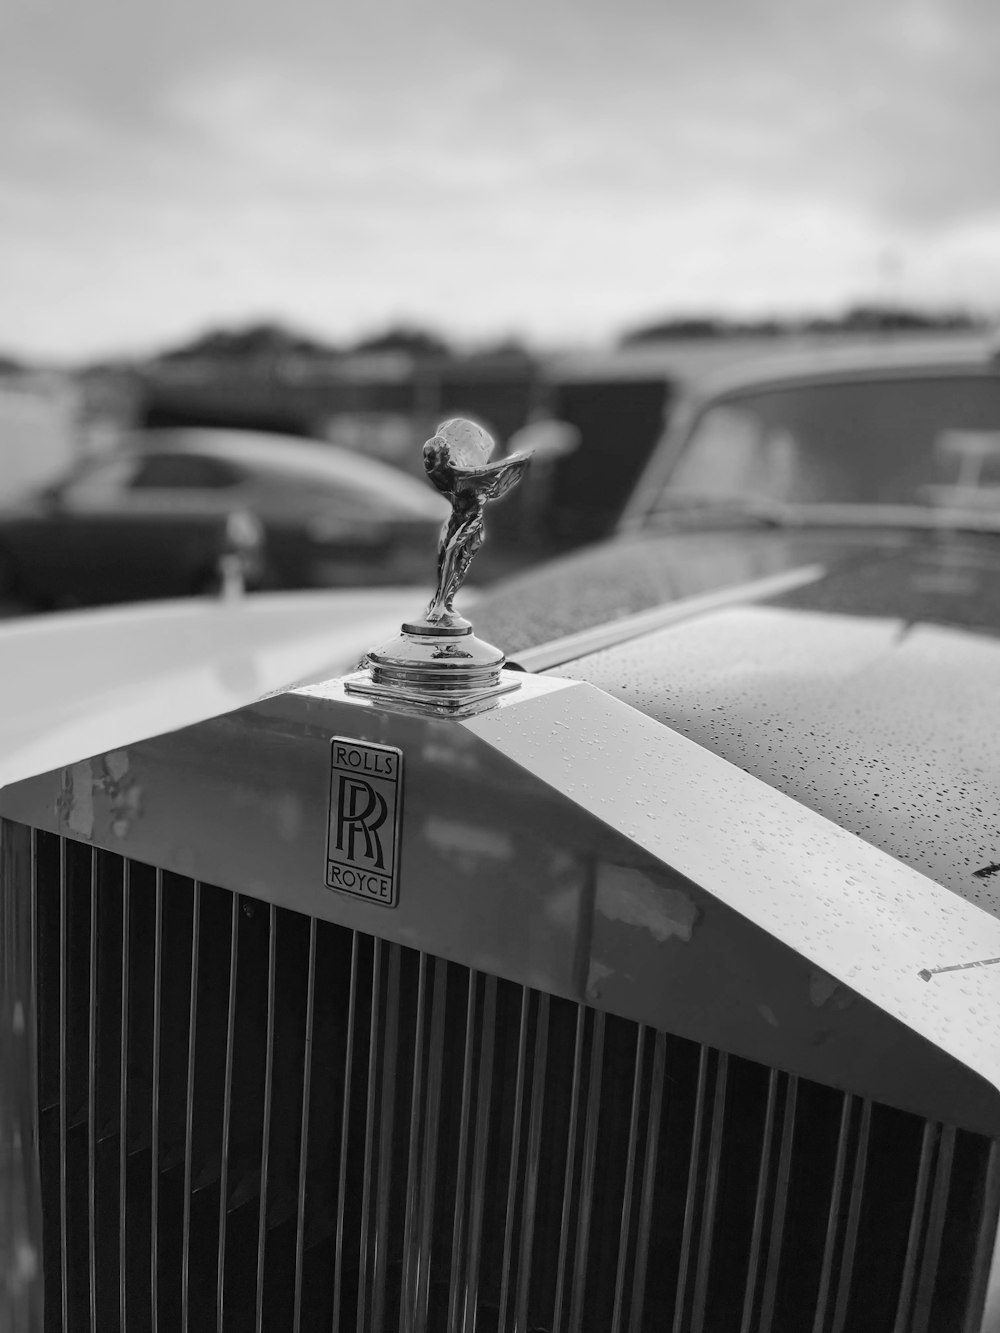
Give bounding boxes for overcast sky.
[2,0,999,359]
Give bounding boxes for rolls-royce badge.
[326,737,403,906]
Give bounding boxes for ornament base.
[344,622,522,716]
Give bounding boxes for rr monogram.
[335,775,388,868]
[327,739,402,907]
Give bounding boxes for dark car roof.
[542,331,999,389]
[674,333,1000,405]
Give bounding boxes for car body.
[2,350,1000,1332]
[0,428,447,609]
[474,333,1000,655]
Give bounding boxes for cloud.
[1,0,999,356]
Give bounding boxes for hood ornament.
[346,418,531,715]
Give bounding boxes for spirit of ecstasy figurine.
[346,418,532,714]
[415,418,532,632]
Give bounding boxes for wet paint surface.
[560,600,1000,918]
[474,526,1000,656]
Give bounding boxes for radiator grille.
[15,824,1000,1332]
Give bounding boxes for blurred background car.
[0,427,448,610]
[473,336,1000,654]
[625,336,1000,527]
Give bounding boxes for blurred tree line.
[151,321,532,369]
[620,304,988,346]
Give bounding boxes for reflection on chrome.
[418,418,532,631]
[346,418,532,716]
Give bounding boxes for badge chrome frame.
[326,736,404,907]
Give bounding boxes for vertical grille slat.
[117,859,130,1333]
[331,930,360,1333]
[86,850,98,1333]
[462,972,497,1332]
[412,956,447,1333]
[253,903,277,1333]
[672,1044,711,1333]
[356,937,385,1333]
[812,1093,857,1332]
[513,990,550,1333]
[628,1028,666,1333]
[150,869,163,1332]
[893,1121,939,1333]
[829,1098,872,1333]
[567,1009,605,1333]
[0,819,44,1330]
[291,915,316,1333]
[911,1124,956,1333]
[215,892,240,1333]
[12,825,998,1333]
[610,1025,646,1333]
[757,1073,798,1333]
[739,1067,779,1333]
[552,1004,587,1333]
[691,1051,729,1333]
[447,967,480,1333]
[57,837,69,1333]
[963,1141,1000,1333]
[399,951,429,1332]
[180,882,201,1333]
[497,986,532,1332]
[352,936,406,1331]
[25,827,42,1330]
[370,942,401,1333]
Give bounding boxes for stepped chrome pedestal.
[345,616,520,716]
[346,416,531,717]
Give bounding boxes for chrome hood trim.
[509,562,824,672]
[2,674,998,1135]
[559,603,1000,917]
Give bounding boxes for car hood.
[475,525,1000,653]
[7,532,1000,1136]
[530,533,1000,914]
[0,588,426,789]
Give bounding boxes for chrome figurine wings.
[346,417,532,715]
[420,418,532,629]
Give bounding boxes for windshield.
[657,374,1000,515]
